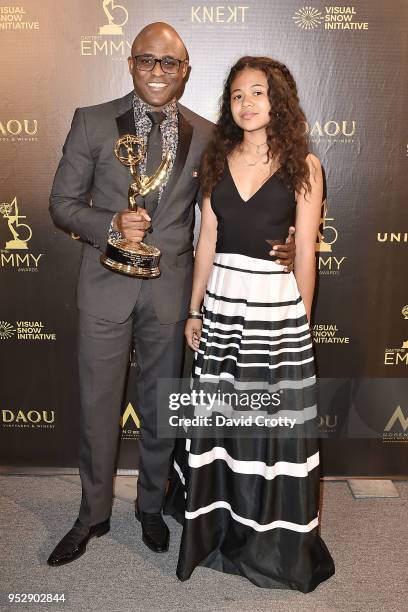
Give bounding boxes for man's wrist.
[108,214,123,242]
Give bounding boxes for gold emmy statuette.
[100,134,171,278]
[0,196,32,250]
[99,0,128,35]
[315,199,338,253]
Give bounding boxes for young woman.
[164,56,335,593]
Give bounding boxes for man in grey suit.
[47,22,295,566]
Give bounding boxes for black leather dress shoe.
[47,519,110,566]
[135,504,169,553]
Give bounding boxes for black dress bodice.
[211,163,297,261]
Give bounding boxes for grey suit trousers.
[77,279,185,527]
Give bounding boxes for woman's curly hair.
[200,56,311,197]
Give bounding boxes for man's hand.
[114,208,151,242]
[268,226,296,272]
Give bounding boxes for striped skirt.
[164,253,335,593]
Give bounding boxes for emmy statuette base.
[100,255,160,278]
[100,239,161,279]
[6,240,28,250]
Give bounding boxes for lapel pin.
[192,169,198,177]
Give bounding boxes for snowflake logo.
[0,321,16,340]
[293,6,324,29]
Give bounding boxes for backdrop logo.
[0,197,44,271]
[315,200,346,275]
[317,413,338,433]
[382,406,408,443]
[377,232,407,244]
[81,0,130,58]
[0,119,38,143]
[384,307,408,366]
[0,321,15,339]
[293,6,368,30]
[191,5,249,25]
[1,409,55,429]
[303,120,356,145]
[293,7,324,29]
[0,5,39,31]
[0,320,56,341]
[0,197,32,250]
[99,0,128,35]
[120,402,140,440]
[312,323,350,344]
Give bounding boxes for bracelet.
[188,307,202,320]
[189,309,202,317]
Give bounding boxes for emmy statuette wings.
[100,134,171,278]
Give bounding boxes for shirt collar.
[132,91,178,123]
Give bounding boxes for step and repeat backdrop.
[0,0,407,474]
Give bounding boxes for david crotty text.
[169,415,297,428]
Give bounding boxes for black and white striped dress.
[164,164,335,593]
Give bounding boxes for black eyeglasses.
[132,54,187,74]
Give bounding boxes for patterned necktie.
[145,111,166,217]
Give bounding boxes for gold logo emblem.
[99,0,128,35]
[316,199,338,253]
[0,196,32,250]
[293,7,324,29]
[384,406,408,432]
[120,402,140,429]
[0,321,16,340]
[402,305,408,320]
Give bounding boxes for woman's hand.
[185,318,202,351]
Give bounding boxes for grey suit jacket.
[49,91,213,324]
